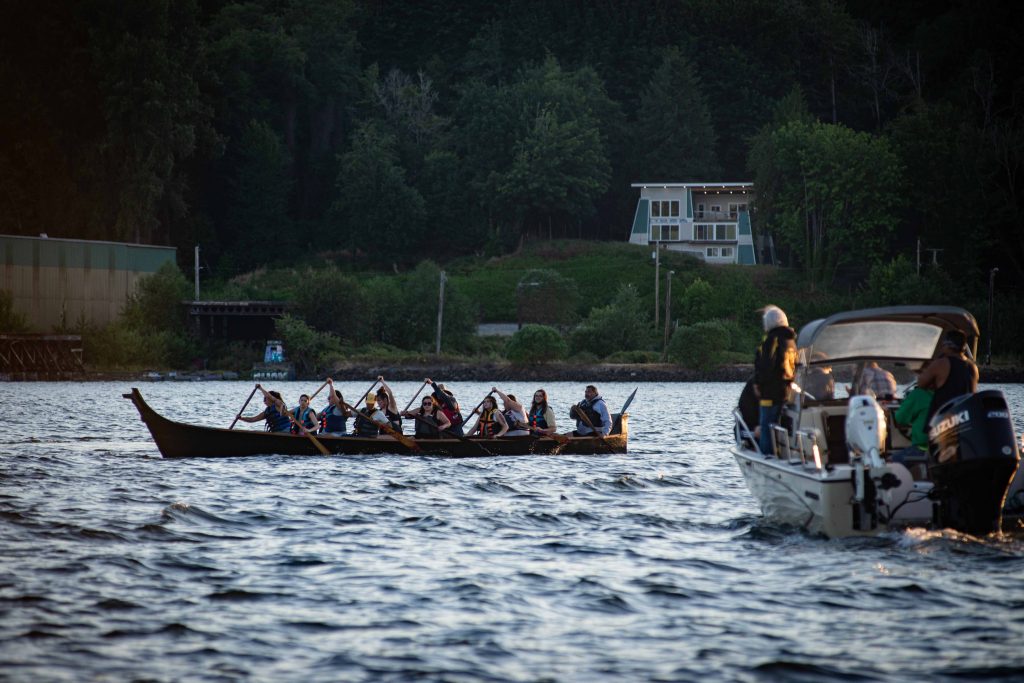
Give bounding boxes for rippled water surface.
[3,380,1024,682]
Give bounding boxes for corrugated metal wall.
[0,235,177,332]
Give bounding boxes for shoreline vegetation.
[7,363,1023,384]
[5,240,1021,382]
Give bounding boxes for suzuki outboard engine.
[846,395,887,531]
[928,390,1020,535]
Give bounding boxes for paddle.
[402,380,429,413]
[307,379,331,404]
[341,399,421,453]
[257,385,331,456]
[229,385,259,430]
[350,378,381,411]
[618,387,638,420]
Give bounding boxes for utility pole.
[653,242,660,326]
[662,270,674,360]
[916,238,921,276]
[194,245,200,300]
[986,267,998,365]
[435,270,446,355]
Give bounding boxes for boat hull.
[732,446,933,537]
[124,389,628,458]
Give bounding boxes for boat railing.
[732,409,759,453]
[770,424,824,471]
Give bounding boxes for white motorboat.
[732,306,1022,538]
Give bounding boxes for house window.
[711,204,721,214]
[652,201,661,218]
[696,203,705,219]
[721,247,734,258]
[728,203,749,219]
[695,224,712,240]
[669,201,679,217]
[706,247,720,258]
[651,224,680,241]
[715,224,736,241]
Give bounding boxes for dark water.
[2,381,1024,682]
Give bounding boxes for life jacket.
[290,406,318,434]
[574,398,605,430]
[354,408,381,437]
[414,410,441,439]
[385,409,402,433]
[320,404,347,433]
[264,404,291,433]
[528,405,548,429]
[439,403,463,428]
[503,407,527,432]
[478,408,498,438]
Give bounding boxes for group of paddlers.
[236,377,614,441]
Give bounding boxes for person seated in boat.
[527,389,557,437]
[375,377,403,434]
[917,329,979,426]
[469,395,508,438]
[753,305,797,455]
[402,395,453,439]
[425,378,465,436]
[736,375,760,448]
[569,385,611,437]
[802,352,835,401]
[849,361,897,400]
[351,393,390,437]
[317,378,351,436]
[492,387,530,436]
[890,381,935,467]
[237,385,292,433]
[290,393,319,435]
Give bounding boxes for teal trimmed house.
[628,182,757,265]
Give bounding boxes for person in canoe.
[527,389,557,437]
[376,377,403,434]
[569,385,611,437]
[492,387,530,437]
[237,385,292,433]
[425,378,465,436]
[402,395,452,439]
[469,395,507,438]
[290,393,319,435]
[351,393,390,437]
[318,378,352,436]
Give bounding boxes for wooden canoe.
[123,388,629,458]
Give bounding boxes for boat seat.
[823,413,850,465]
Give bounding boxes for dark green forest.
[3,0,1023,291]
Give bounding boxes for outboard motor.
[846,395,887,530]
[928,390,1020,535]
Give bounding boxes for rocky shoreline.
[4,362,1023,383]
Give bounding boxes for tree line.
[2,0,1022,293]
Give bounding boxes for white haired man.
[753,305,797,455]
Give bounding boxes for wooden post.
[654,242,660,327]
[662,270,673,360]
[435,270,446,355]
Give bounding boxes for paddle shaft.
[229,385,259,430]
[307,379,330,404]
[402,380,429,413]
[350,379,381,411]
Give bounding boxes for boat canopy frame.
[796,306,979,367]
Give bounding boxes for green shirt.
[893,387,934,449]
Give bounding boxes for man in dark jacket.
[753,305,797,455]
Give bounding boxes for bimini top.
[797,306,979,365]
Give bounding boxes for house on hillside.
[627,182,757,264]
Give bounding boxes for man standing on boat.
[570,385,611,437]
[753,305,797,455]
[918,330,979,424]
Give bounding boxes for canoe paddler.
[351,393,390,437]
[237,384,292,433]
[425,378,464,436]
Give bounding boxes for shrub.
[123,262,192,332]
[569,283,652,357]
[505,324,568,364]
[605,350,662,364]
[275,315,343,377]
[668,319,732,369]
[680,277,714,322]
[515,269,580,327]
[293,267,374,343]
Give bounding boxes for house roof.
[631,182,754,189]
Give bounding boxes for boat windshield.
[808,321,942,363]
